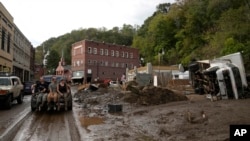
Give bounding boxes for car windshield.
[43,76,52,82]
[0,78,11,85]
[43,75,64,83]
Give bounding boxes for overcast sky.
[1,0,175,47]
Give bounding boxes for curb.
[0,108,31,141]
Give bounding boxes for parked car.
[23,81,34,95]
[0,72,24,109]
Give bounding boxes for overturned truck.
[189,52,248,100]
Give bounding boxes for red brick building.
[71,40,140,83]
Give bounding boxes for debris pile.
[124,85,188,105]
[74,80,188,106]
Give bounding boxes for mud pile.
[75,81,188,106]
[123,85,188,105]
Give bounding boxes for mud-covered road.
[11,110,81,141]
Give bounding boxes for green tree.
[46,49,60,73]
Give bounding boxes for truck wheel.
[68,102,72,110]
[31,106,36,111]
[5,96,12,109]
[17,92,23,104]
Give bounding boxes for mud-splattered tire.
[17,92,23,104]
[5,96,12,109]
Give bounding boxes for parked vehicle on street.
[0,72,24,109]
[23,81,34,95]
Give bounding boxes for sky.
[1,0,175,47]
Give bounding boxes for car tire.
[68,102,72,110]
[17,92,23,104]
[31,106,36,111]
[5,95,12,109]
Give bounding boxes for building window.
[130,53,133,58]
[88,47,92,54]
[111,50,114,56]
[7,34,11,53]
[121,51,124,57]
[93,60,97,65]
[100,61,103,66]
[105,61,108,66]
[1,29,6,50]
[100,49,104,55]
[121,63,125,68]
[105,49,108,56]
[88,60,92,64]
[116,63,119,67]
[111,62,115,67]
[116,51,119,57]
[93,48,97,54]
[125,52,129,58]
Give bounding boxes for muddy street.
[11,109,81,141]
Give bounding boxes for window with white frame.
[88,47,92,54]
[125,52,129,58]
[105,61,108,66]
[111,62,115,67]
[130,53,133,58]
[111,50,114,56]
[105,49,108,56]
[116,51,119,57]
[100,49,104,55]
[116,62,119,67]
[121,51,124,57]
[93,48,97,54]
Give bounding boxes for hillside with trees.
[35,0,250,73]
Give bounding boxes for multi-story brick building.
[71,40,140,83]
